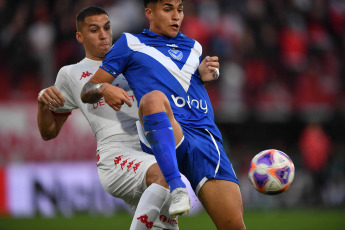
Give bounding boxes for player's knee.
[139,90,169,114]
[146,163,169,189]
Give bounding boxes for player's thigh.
[198,179,246,230]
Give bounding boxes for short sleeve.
[53,66,78,114]
[100,33,132,77]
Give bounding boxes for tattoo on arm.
[80,81,103,104]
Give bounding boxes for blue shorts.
[137,122,239,195]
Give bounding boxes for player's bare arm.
[37,86,69,140]
[81,68,132,111]
[199,56,220,83]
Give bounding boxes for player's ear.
[144,7,153,21]
[76,31,83,44]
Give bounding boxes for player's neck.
[148,27,176,38]
[85,54,104,61]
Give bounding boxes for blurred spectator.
[299,122,332,206]
[106,0,144,38]
[294,54,339,121]
[218,60,247,122]
[279,13,308,73]
[28,1,56,88]
[255,78,292,122]
[181,1,212,50]
[0,2,38,97]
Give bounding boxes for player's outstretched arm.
[199,56,220,83]
[37,86,69,140]
[80,68,132,111]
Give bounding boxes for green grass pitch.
[1,209,344,230]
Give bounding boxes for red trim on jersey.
[0,167,8,216]
[51,111,71,116]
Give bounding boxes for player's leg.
[144,164,183,230]
[130,163,171,230]
[138,90,190,216]
[198,179,246,230]
[145,163,169,188]
[175,128,245,229]
[97,149,174,229]
[130,183,169,230]
[152,193,179,230]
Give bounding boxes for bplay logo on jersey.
[171,94,208,113]
[168,49,183,61]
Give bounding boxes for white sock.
[130,183,169,230]
[152,193,179,230]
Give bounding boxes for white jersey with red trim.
[54,58,141,153]
[53,58,180,229]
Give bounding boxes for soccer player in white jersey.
[80,0,246,229]
[37,6,181,230]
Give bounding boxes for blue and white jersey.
[101,29,222,141]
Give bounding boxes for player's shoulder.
[112,32,136,47]
[117,32,145,49]
[191,39,202,55]
[121,32,142,42]
[55,63,75,87]
[63,58,100,71]
[177,33,202,55]
[57,60,86,80]
[58,63,75,77]
[185,37,202,50]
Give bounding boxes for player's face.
[76,14,112,61]
[146,0,184,38]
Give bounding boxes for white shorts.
[97,146,156,209]
[97,147,179,229]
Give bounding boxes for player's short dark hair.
[143,0,183,8]
[76,6,108,31]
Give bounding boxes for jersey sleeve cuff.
[100,64,120,78]
[51,111,72,116]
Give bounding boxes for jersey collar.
[142,29,186,39]
[83,57,102,64]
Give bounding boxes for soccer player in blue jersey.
[81,1,246,229]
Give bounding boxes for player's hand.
[199,56,220,83]
[101,84,132,111]
[38,86,65,110]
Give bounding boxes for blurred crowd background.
[0,0,345,212]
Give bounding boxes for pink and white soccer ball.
[248,149,295,195]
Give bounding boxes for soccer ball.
[248,149,295,195]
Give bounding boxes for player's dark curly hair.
[143,0,183,8]
[76,6,108,31]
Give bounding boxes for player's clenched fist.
[38,86,65,110]
[198,56,220,83]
